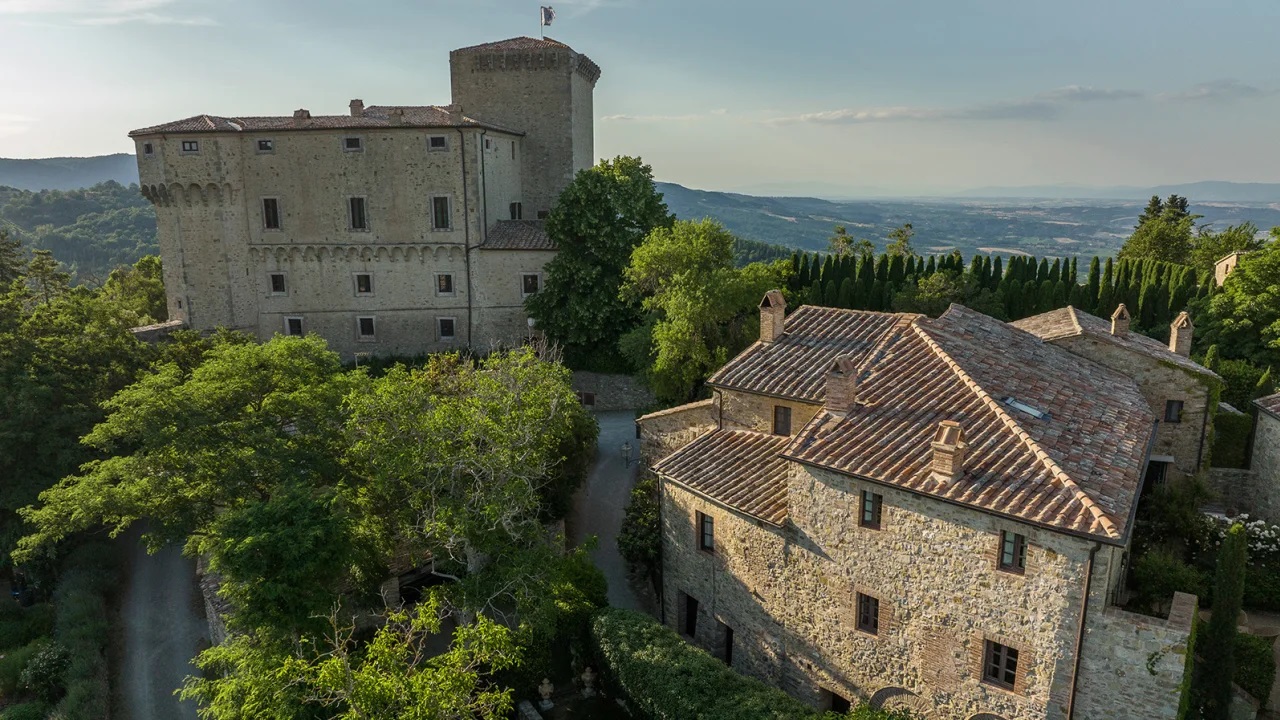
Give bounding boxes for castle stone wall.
[569,372,655,411]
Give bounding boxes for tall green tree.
[1199,523,1248,720]
[1188,222,1266,271]
[0,230,23,285]
[827,225,873,260]
[1196,241,1280,368]
[100,254,167,325]
[525,156,673,366]
[884,223,915,257]
[1119,195,1200,264]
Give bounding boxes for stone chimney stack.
[292,109,311,127]
[825,357,858,417]
[349,99,365,117]
[930,421,968,483]
[388,107,405,126]
[1110,304,1131,337]
[759,290,786,344]
[1169,311,1194,356]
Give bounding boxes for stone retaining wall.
[570,371,655,412]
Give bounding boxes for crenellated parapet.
[247,244,466,264]
[140,182,237,208]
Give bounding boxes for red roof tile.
[1257,392,1280,419]
[654,430,791,525]
[129,105,521,137]
[1011,306,1215,379]
[452,36,573,53]
[481,220,555,251]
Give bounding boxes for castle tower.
[450,37,600,217]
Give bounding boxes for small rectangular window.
[257,138,274,153]
[484,137,492,150]
[683,593,699,637]
[343,136,363,152]
[511,141,516,160]
[860,490,882,530]
[577,391,596,406]
[428,136,448,151]
[181,140,199,153]
[722,624,734,666]
[856,593,879,635]
[436,273,454,295]
[438,317,456,340]
[269,273,286,294]
[983,641,1019,690]
[999,531,1027,574]
[773,405,792,436]
[143,142,154,155]
[1164,400,1184,424]
[357,316,376,341]
[509,202,523,220]
[284,317,303,336]
[354,273,373,296]
[697,512,714,553]
[349,197,368,230]
[431,196,451,230]
[521,273,541,297]
[262,198,281,230]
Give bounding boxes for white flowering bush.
[1200,514,1280,567]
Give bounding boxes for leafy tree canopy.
[1196,239,1280,367]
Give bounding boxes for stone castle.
[129,37,599,358]
[641,294,1219,719]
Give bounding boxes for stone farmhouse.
[640,293,1217,720]
[128,37,599,359]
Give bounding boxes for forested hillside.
[0,154,137,191]
[0,181,157,281]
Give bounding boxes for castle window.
[143,142,153,155]
[697,512,714,553]
[348,197,368,231]
[999,531,1026,574]
[262,198,281,230]
[720,623,734,666]
[428,136,448,152]
[511,141,516,160]
[257,139,274,154]
[983,640,1019,690]
[438,317,457,341]
[269,273,286,295]
[521,273,541,297]
[681,592,699,637]
[772,405,792,436]
[860,490,882,530]
[577,392,596,406]
[509,202,523,220]
[343,136,363,152]
[484,137,492,150]
[180,140,199,154]
[284,317,303,336]
[431,196,452,230]
[1164,400,1184,424]
[356,316,376,342]
[856,593,879,635]
[354,273,373,296]
[436,273,455,296]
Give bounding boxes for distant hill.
[952,180,1280,203]
[0,154,138,191]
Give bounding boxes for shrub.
[47,542,117,720]
[0,638,45,697]
[1131,550,1207,616]
[0,702,48,720]
[0,604,54,651]
[1243,565,1280,611]
[1234,632,1276,702]
[618,475,661,584]
[1210,409,1253,469]
[19,641,70,702]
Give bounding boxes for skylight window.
[1003,396,1049,420]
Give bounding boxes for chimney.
[292,109,311,127]
[1169,311,1194,357]
[388,107,405,126]
[1110,304,1131,337]
[930,420,968,483]
[349,99,365,117]
[825,357,858,417]
[759,290,786,344]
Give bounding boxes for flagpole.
[539,6,544,39]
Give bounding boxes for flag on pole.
[541,5,555,27]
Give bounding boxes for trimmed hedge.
[1234,632,1276,703]
[590,608,914,720]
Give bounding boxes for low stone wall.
[1073,592,1197,720]
[195,556,229,646]
[1207,468,1268,518]
[129,319,186,344]
[637,398,717,470]
[570,371,655,411]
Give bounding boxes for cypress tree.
[857,256,876,296]
[837,278,855,309]
[1202,345,1220,373]
[822,255,835,283]
[797,253,812,288]
[1256,368,1275,399]
[1049,258,1062,284]
[869,279,886,311]
[810,255,824,285]
[1069,257,1079,285]
[990,256,1002,289]
[807,279,823,306]
[1085,257,1101,312]
[1023,282,1039,318]
[1199,524,1247,720]
[970,254,984,280]
[1138,283,1158,330]
[1037,280,1056,313]
[1053,280,1068,309]
[824,278,841,307]
[1005,279,1022,318]
[1037,258,1050,283]
[888,255,906,287]
[1097,258,1116,317]
[875,255,889,283]
[925,255,937,275]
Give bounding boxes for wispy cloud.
[1163,79,1269,102]
[0,0,215,26]
[602,109,729,123]
[0,113,34,139]
[550,0,628,18]
[766,85,1141,126]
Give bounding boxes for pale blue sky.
[1,0,1278,194]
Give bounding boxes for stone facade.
[569,371,656,412]
[1213,406,1280,522]
[1216,252,1246,286]
[639,398,718,467]
[130,37,598,360]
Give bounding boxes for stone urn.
[538,678,555,711]
[581,665,597,697]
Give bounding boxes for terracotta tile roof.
[1011,306,1215,379]
[654,430,791,525]
[783,305,1154,543]
[129,105,521,137]
[452,36,572,53]
[706,306,913,402]
[481,220,555,251]
[1256,392,1280,419]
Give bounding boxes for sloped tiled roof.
[481,220,555,251]
[452,36,572,53]
[783,305,1154,542]
[1257,392,1280,420]
[654,430,791,525]
[129,105,522,137]
[1011,306,1215,379]
[706,306,913,402]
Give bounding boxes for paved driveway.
[569,410,646,612]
